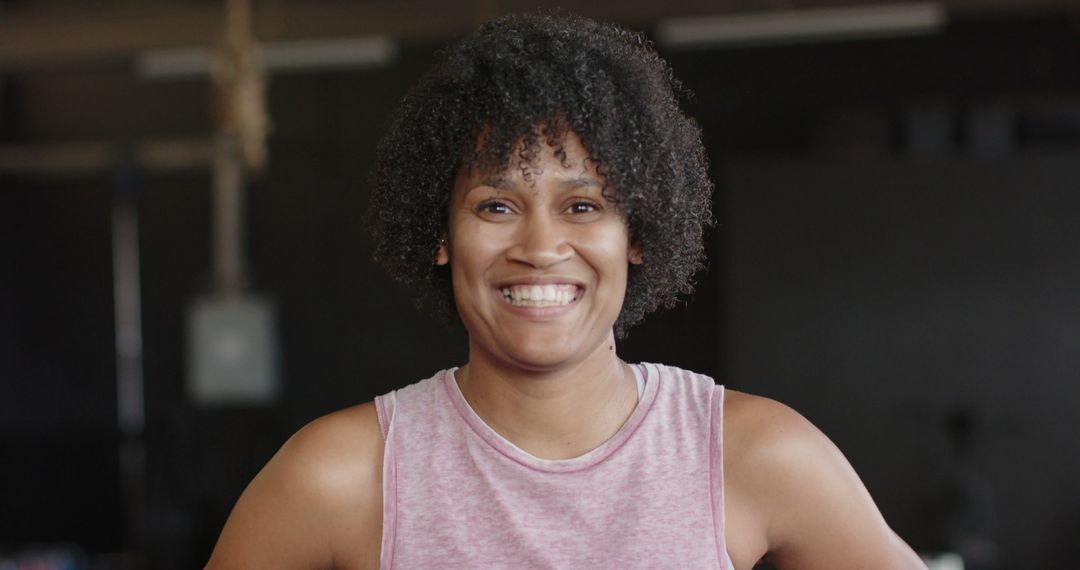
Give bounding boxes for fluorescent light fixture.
[656,2,946,50]
[136,36,398,79]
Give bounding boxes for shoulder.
[722,389,818,466]
[206,402,384,569]
[276,402,385,505]
[722,390,925,569]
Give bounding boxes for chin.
[501,342,575,370]
[494,330,603,371]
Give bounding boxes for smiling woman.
[205,12,926,570]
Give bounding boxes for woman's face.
[437,132,642,372]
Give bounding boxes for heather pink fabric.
[374,362,732,569]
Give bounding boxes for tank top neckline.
[441,362,661,474]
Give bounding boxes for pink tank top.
[374,362,733,569]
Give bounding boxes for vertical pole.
[213,134,245,297]
[111,166,147,558]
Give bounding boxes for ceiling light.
[136,36,397,79]
[656,3,946,50]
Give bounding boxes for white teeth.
[500,284,579,307]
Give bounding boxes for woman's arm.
[206,402,384,570]
[724,391,926,570]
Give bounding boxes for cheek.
[448,227,501,281]
[579,226,633,274]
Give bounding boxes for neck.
[456,334,639,460]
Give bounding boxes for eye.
[478,200,508,214]
[476,199,513,216]
[567,201,599,214]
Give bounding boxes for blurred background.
[1,0,1079,568]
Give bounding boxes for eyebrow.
[477,174,603,191]
[563,175,603,189]
[479,175,510,190]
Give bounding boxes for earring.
[435,237,448,265]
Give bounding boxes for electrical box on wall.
[187,295,280,405]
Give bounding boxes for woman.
[207,12,925,569]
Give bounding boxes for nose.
[507,211,572,269]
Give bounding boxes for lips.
[499,283,582,307]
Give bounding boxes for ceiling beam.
[0,0,1074,71]
[0,1,473,70]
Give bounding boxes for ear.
[435,237,450,266]
[628,243,643,265]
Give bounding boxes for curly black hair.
[369,11,713,337]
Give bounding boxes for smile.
[500,284,581,307]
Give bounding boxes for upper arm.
[206,402,384,570]
[724,391,925,570]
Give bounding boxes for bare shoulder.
[722,390,835,474]
[206,401,384,569]
[722,390,925,570]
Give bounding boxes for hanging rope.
[212,0,271,173]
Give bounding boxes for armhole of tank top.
[711,383,729,569]
[374,391,398,569]
[375,391,396,440]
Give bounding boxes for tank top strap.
[374,390,397,439]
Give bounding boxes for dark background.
[2,1,1079,568]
